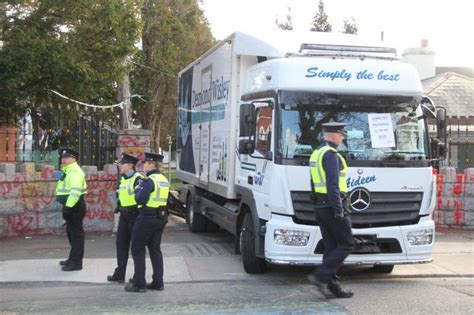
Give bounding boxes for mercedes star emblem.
[349,188,371,212]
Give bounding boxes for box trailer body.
[176,31,447,273]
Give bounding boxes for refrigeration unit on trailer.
[176,31,447,274]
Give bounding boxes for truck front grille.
[291,191,423,228]
[314,235,402,254]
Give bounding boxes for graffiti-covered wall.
[434,167,474,228]
[0,163,118,238]
[0,129,152,238]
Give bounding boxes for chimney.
[402,39,436,80]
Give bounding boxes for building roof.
[422,72,473,118]
[436,67,473,78]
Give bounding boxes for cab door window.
[255,106,272,155]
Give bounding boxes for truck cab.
[177,31,447,274]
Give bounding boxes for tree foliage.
[342,17,358,34]
[0,0,214,153]
[0,0,141,128]
[275,6,293,31]
[310,0,332,32]
[132,0,214,150]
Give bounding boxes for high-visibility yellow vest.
[55,161,87,207]
[145,173,169,208]
[309,145,348,194]
[118,172,144,207]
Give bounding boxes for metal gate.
[0,108,118,169]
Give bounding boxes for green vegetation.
[1,1,215,151]
[276,0,358,34]
[166,171,184,192]
[1,1,141,126]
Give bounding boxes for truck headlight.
[407,229,433,245]
[274,229,310,246]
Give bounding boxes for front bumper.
[264,213,434,266]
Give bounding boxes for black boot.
[107,275,125,283]
[61,264,82,271]
[124,282,146,293]
[328,283,354,298]
[59,260,70,266]
[146,282,164,291]
[307,273,333,298]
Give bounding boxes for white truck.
[176,31,447,274]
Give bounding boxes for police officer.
[56,148,87,271]
[307,122,354,298]
[125,152,169,293]
[107,153,143,283]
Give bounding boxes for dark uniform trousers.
[112,208,139,280]
[63,196,86,266]
[314,206,354,284]
[131,209,168,289]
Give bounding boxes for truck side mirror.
[240,103,256,137]
[435,106,448,160]
[431,139,447,161]
[438,142,447,159]
[436,107,447,142]
[238,139,255,155]
[420,96,436,119]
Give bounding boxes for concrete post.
[116,129,152,172]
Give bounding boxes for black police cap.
[322,122,347,135]
[59,148,79,159]
[144,152,164,163]
[118,153,139,165]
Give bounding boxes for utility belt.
[56,194,85,206]
[312,192,349,207]
[139,206,167,218]
[119,205,138,215]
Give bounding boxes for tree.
[0,1,141,136]
[310,0,332,32]
[0,2,5,48]
[342,17,358,34]
[133,0,214,151]
[275,6,293,31]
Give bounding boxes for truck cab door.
[238,102,274,209]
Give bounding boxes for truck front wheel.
[186,194,207,232]
[373,264,394,273]
[240,212,266,274]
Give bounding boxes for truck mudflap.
[167,191,186,218]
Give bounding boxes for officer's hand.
[56,195,67,206]
[334,209,344,222]
[62,206,73,219]
[114,206,120,214]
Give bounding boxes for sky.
[200,0,473,67]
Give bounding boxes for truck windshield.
[278,91,429,166]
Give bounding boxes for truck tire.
[240,212,266,274]
[187,194,207,232]
[373,264,394,274]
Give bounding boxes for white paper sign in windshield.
[368,113,395,148]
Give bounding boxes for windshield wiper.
[381,160,408,167]
[293,153,311,159]
[338,150,363,160]
[384,150,425,155]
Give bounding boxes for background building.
[403,41,474,172]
